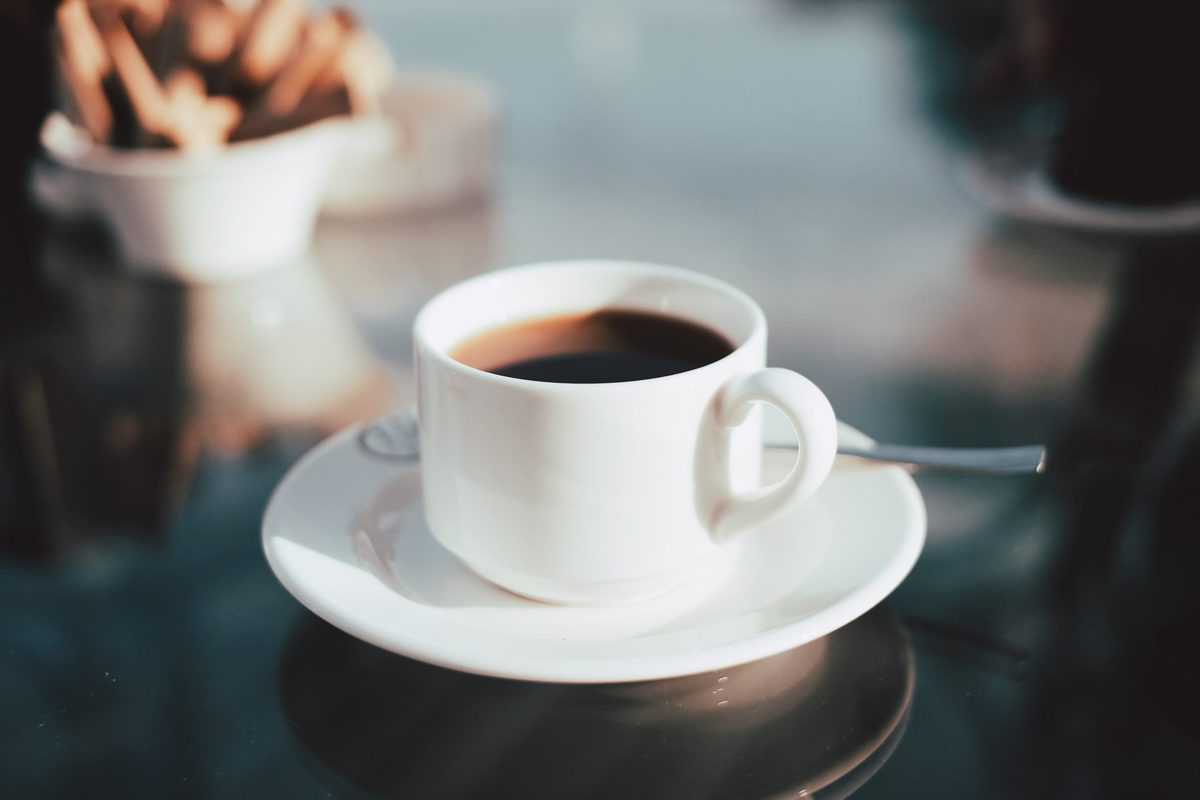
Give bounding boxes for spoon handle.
[360,408,1048,476]
[833,443,1047,475]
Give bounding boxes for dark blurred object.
[903,0,1200,206]
[1143,425,1200,740]
[1,228,191,560]
[0,1,55,174]
[1,1,62,559]
[1031,240,1200,797]
[0,0,57,304]
[1029,1,1200,205]
[900,0,1053,150]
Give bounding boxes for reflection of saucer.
[958,149,1200,234]
[278,605,914,799]
[262,423,924,683]
[576,635,830,730]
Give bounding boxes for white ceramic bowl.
[36,112,367,282]
[34,72,497,282]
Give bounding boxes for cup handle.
[711,368,837,540]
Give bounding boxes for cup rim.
[413,260,768,391]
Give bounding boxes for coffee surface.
[451,309,734,383]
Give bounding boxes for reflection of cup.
[188,255,394,451]
[415,261,838,605]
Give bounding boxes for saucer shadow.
[277,605,914,799]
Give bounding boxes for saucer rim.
[262,423,926,683]
[956,151,1200,234]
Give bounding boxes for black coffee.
[451,309,735,383]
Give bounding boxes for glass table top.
[3,2,1200,797]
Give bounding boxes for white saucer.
[958,149,1200,234]
[262,423,925,683]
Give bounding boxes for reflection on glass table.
[279,606,913,799]
[2,222,399,561]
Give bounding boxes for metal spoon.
[360,410,1047,475]
[824,442,1045,475]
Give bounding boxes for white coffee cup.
[414,260,838,605]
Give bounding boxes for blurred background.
[3,1,1200,798]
